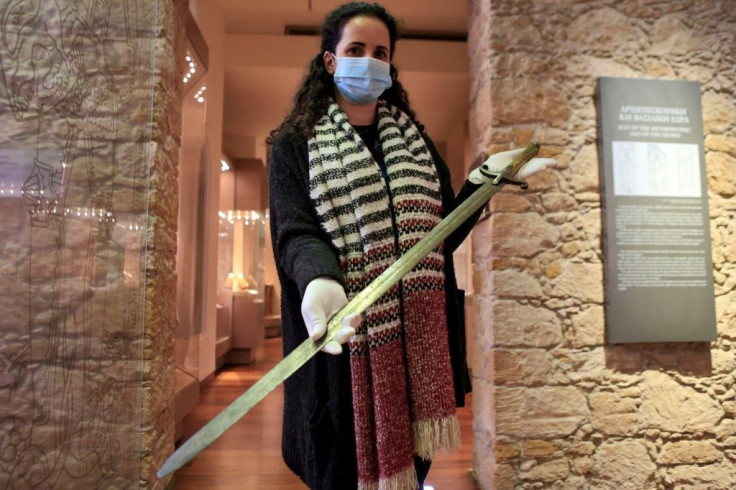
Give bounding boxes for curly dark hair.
[267,2,423,144]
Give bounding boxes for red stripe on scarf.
[402,290,456,421]
[366,340,415,479]
[394,199,443,215]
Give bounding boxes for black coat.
[268,127,481,489]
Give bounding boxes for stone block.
[567,7,643,52]
[495,53,555,78]
[544,261,562,279]
[491,15,544,52]
[663,462,736,488]
[495,386,588,438]
[642,57,676,79]
[494,269,543,299]
[494,441,520,461]
[591,440,656,489]
[651,14,704,56]
[524,166,560,192]
[512,128,535,147]
[493,463,517,490]
[519,458,570,483]
[571,455,593,476]
[639,371,724,433]
[705,134,736,156]
[569,305,605,348]
[490,78,571,126]
[492,193,534,213]
[522,439,560,458]
[703,91,736,134]
[593,413,639,437]
[545,261,604,303]
[569,144,600,193]
[565,440,596,457]
[590,391,637,416]
[469,80,492,148]
[490,212,560,258]
[492,348,550,385]
[657,440,721,465]
[706,151,736,198]
[492,300,563,347]
[577,207,601,251]
[715,417,736,441]
[541,193,578,213]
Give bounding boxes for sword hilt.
[505,143,541,177]
[478,143,540,190]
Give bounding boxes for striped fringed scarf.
[308,101,461,490]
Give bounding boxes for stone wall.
[468,0,736,488]
[143,0,187,488]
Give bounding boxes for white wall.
[188,0,226,383]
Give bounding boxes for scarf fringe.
[412,414,462,460]
[358,464,418,490]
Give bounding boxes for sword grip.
[507,143,541,177]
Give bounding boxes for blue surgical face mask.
[332,55,392,105]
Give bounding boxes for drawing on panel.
[0,1,153,487]
[612,141,701,198]
[646,143,668,195]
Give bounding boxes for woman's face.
[323,15,391,74]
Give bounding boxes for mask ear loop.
[328,52,339,74]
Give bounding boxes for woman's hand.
[469,148,557,184]
[301,277,360,355]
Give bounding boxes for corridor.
[174,337,479,489]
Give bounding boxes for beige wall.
[233,158,268,211]
[188,0,227,384]
[468,0,736,488]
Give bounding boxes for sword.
[156,142,540,479]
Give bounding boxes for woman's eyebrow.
[344,41,388,51]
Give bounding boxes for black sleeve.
[268,132,345,296]
[423,135,485,254]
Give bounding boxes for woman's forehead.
[338,16,390,46]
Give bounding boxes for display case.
[216,210,266,364]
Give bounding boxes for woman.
[267,3,553,489]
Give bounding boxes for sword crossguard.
[490,171,529,190]
[480,167,529,190]
[478,142,539,191]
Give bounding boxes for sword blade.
[157,143,540,479]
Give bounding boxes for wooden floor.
[174,337,479,489]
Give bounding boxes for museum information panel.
[597,77,716,343]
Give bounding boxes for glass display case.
[218,210,265,297]
[216,210,266,364]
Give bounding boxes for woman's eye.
[347,46,362,56]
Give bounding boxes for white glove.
[468,148,557,185]
[301,277,360,355]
